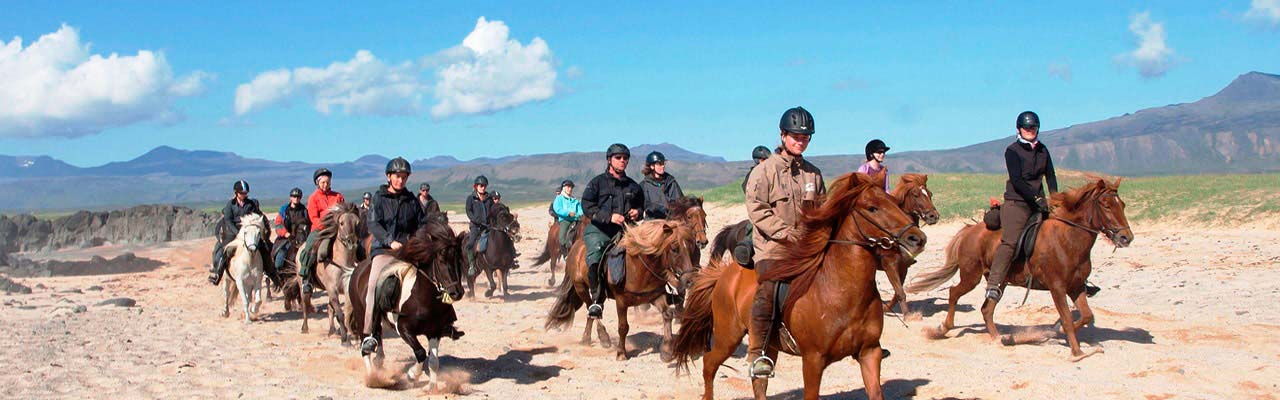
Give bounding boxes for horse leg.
[699,326,745,400]
[659,299,675,363]
[427,338,442,391]
[237,276,252,323]
[1072,289,1095,332]
[799,353,829,400]
[856,346,884,400]
[927,268,978,339]
[222,278,233,318]
[484,268,496,298]
[501,268,510,297]
[596,314,614,349]
[251,283,263,321]
[615,300,630,360]
[400,323,428,384]
[466,267,477,299]
[1050,288,1092,361]
[300,277,311,334]
[581,315,595,346]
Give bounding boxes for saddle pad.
[1013,214,1044,264]
[373,259,418,313]
[606,244,626,286]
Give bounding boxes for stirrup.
[301,282,313,294]
[587,303,603,318]
[984,288,1002,302]
[360,336,379,354]
[749,355,775,378]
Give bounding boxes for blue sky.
[2,1,1278,166]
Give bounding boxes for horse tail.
[672,261,726,371]
[709,225,735,260]
[907,228,967,294]
[544,268,581,331]
[532,237,554,268]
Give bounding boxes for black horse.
[708,219,751,262]
[461,202,521,298]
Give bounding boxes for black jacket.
[221,198,266,240]
[640,173,684,220]
[1003,140,1058,210]
[282,203,310,236]
[367,185,428,257]
[420,194,442,221]
[465,192,495,230]
[582,170,644,237]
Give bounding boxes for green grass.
[694,173,1280,224]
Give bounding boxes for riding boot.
[466,250,479,277]
[209,247,228,285]
[747,279,778,378]
[586,260,604,318]
[258,242,281,288]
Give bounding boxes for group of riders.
[205,105,1065,379]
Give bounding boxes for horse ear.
[1095,179,1107,191]
[919,174,928,184]
[872,169,887,186]
[1113,177,1123,188]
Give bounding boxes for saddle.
[1013,213,1045,264]
[772,282,801,355]
[605,241,627,286]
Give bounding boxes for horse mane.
[393,218,458,266]
[759,172,880,310]
[313,202,359,241]
[621,220,693,256]
[666,196,704,220]
[890,173,926,201]
[1050,175,1121,213]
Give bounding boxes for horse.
[344,219,467,389]
[907,178,1133,361]
[532,219,585,286]
[671,172,926,400]
[880,173,940,315]
[545,218,699,361]
[220,214,269,323]
[666,196,709,269]
[275,223,310,310]
[286,203,362,339]
[461,202,521,298]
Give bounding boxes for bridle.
[900,185,935,226]
[420,246,463,305]
[1049,191,1129,243]
[828,186,918,258]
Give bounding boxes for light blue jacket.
[552,194,583,222]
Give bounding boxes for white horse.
[222,214,267,323]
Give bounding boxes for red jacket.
[308,189,345,231]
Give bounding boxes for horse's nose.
[903,228,927,254]
[697,240,708,249]
[925,213,940,225]
[1114,232,1134,248]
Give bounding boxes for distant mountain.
[632,143,728,163]
[0,155,82,178]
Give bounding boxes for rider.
[359,192,373,211]
[361,157,435,354]
[857,139,891,191]
[982,111,1059,314]
[552,179,584,255]
[299,168,345,292]
[742,145,773,193]
[418,182,442,222]
[209,180,280,287]
[640,151,685,220]
[273,188,311,270]
[465,176,495,277]
[745,106,825,378]
[581,143,645,318]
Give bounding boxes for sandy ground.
[1,203,1278,399]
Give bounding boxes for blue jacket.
[552,194,583,222]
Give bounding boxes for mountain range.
[3,71,1277,212]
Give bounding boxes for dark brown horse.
[907,178,1133,361]
[880,173,940,315]
[665,196,709,268]
[671,172,926,400]
[461,202,520,298]
[344,219,467,389]
[532,220,586,286]
[545,218,698,361]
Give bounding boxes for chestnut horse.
[344,219,467,389]
[672,173,926,400]
[907,178,1133,360]
[881,173,940,315]
[532,220,586,286]
[545,216,698,361]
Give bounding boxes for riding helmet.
[779,106,815,135]
[289,187,303,198]
[233,180,250,193]
[385,157,412,174]
[561,179,575,188]
[1017,111,1040,130]
[865,139,890,161]
[312,168,332,184]
[645,151,667,166]
[751,145,772,161]
[362,192,372,200]
[474,175,489,186]
[420,182,431,191]
[492,191,502,199]
[606,143,631,159]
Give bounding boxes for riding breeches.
[987,200,1032,299]
[363,254,399,336]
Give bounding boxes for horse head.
[623,220,698,291]
[238,214,265,251]
[396,221,467,301]
[895,174,940,226]
[1052,177,1134,248]
[667,196,708,248]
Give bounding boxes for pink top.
[856,162,890,191]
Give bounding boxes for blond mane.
[621,220,693,255]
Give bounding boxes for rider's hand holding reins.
[611,213,626,225]
[390,241,403,250]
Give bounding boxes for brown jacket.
[745,151,825,263]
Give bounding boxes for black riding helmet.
[289,187,303,198]
[474,175,489,186]
[312,168,332,185]
[865,139,890,161]
[752,145,772,161]
[385,157,412,174]
[492,191,502,199]
[561,179,575,188]
[420,182,431,191]
[362,192,372,200]
[1017,111,1040,130]
[645,151,666,166]
[233,180,250,193]
[780,106,815,135]
[606,143,631,159]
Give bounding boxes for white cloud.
[1116,12,1176,79]
[1245,0,1280,27]
[235,16,560,120]
[1047,62,1072,82]
[430,17,558,119]
[0,25,209,138]
[234,50,423,116]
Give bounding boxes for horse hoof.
[1069,348,1103,362]
[999,334,1016,346]
[616,353,628,361]
[301,327,309,334]
[659,352,675,363]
